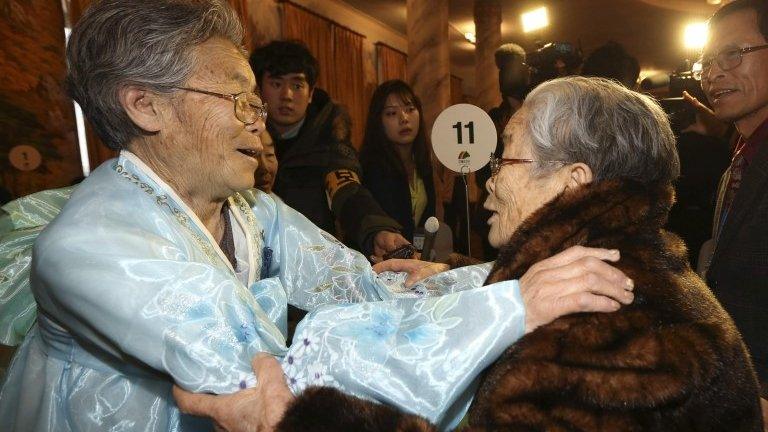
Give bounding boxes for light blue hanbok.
[0,151,525,431]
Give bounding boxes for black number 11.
[452,121,475,144]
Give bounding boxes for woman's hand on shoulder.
[520,246,635,334]
[373,258,449,288]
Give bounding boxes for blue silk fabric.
[0,151,525,431]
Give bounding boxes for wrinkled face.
[163,37,264,199]
[483,107,566,248]
[702,9,768,134]
[382,93,420,145]
[254,131,278,193]
[260,72,314,131]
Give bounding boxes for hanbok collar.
[113,151,263,282]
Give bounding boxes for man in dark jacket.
[473,43,529,260]
[250,41,408,259]
[697,0,768,422]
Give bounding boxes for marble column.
[474,0,502,111]
[406,0,451,219]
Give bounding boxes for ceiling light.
[684,22,708,50]
[464,32,476,44]
[521,7,548,33]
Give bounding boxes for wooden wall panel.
[0,0,82,199]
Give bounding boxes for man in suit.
[473,43,529,260]
[697,0,768,423]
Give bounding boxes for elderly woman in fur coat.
[180,77,764,432]
[461,76,763,431]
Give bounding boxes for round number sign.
[431,104,496,173]
[9,145,42,171]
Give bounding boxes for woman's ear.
[563,162,593,191]
[119,86,165,133]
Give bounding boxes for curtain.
[282,2,334,91]
[227,0,253,51]
[331,27,366,149]
[376,43,407,84]
[281,2,367,149]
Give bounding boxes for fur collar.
[486,179,675,284]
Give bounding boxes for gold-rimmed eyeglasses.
[692,44,768,81]
[173,87,268,125]
[489,154,565,177]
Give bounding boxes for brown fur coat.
[278,180,762,432]
[469,179,762,431]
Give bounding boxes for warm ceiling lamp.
[684,22,708,50]
[707,0,722,4]
[521,7,549,33]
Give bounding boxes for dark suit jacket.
[361,162,435,243]
[707,137,768,396]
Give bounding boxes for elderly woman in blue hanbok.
[0,1,634,431]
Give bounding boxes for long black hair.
[359,80,432,182]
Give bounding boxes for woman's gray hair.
[66,0,244,150]
[523,76,680,184]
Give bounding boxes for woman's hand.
[173,354,294,432]
[520,246,635,333]
[373,259,449,287]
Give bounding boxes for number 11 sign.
[431,104,496,173]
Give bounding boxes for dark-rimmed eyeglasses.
[693,44,768,81]
[489,154,565,177]
[173,87,268,125]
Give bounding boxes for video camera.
[640,63,707,135]
[527,42,583,88]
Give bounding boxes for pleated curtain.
[375,42,407,84]
[281,2,366,149]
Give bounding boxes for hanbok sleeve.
[249,192,395,310]
[31,218,288,395]
[0,187,73,345]
[282,266,526,430]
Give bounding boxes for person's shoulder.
[310,88,351,141]
[38,163,167,246]
[1,186,75,231]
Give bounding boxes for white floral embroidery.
[306,362,336,386]
[291,334,318,358]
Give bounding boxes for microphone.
[421,216,439,262]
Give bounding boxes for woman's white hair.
[66,0,244,150]
[523,76,680,184]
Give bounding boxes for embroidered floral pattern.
[283,331,340,394]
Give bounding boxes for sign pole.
[431,103,495,259]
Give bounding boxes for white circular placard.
[431,104,496,173]
[9,145,42,171]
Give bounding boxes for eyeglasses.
[692,44,768,81]
[489,154,565,177]
[173,87,268,125]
